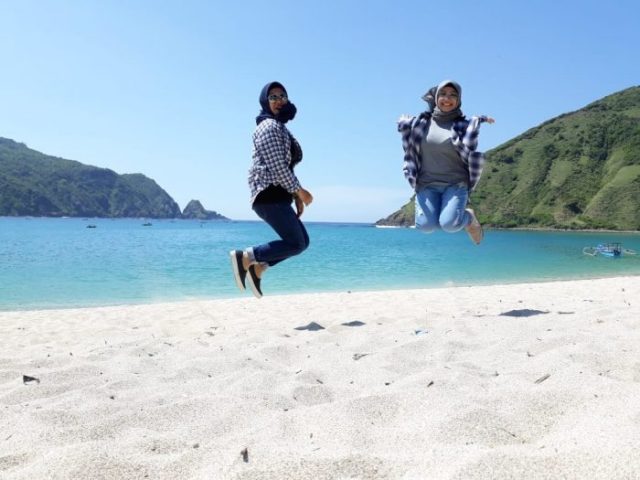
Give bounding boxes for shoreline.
[2,273,639,314]
[2,276,640,478]
[374,222,640,234]
[490,226,640,234]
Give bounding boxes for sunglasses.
[268,94,288,102]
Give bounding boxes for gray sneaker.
[465,208,484,245]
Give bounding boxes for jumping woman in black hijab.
[230,81,313,298]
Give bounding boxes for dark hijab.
[254,81,303,166]
[255,81,298,125]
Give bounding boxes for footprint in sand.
[292,384,333,406]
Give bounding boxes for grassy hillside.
[0,138,182,218]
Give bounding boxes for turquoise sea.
[1,217,639,311]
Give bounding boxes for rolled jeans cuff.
[245,247,269,270]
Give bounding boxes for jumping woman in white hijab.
[398,79,495,244]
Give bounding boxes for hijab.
[255,81,298,125]
[254,81,303,166]
[431,79,463,122]
[421,86,437,112]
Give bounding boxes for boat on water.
[582,242,636,258]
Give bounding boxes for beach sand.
[1,276,640,479]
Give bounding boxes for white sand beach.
[1,276,640,479]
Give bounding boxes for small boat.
[142,222,153,227]
[583,242,636,257]
[86,224,97,229]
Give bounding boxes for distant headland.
[0,137,228,220]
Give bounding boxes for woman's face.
[437,85,459,113]
[267,87,288,115]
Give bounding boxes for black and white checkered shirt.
[249,119,302,202]
[398,113,489,191]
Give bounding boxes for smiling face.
[436,85,460,113]
[267,86,288,115]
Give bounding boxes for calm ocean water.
[1,217,639,311]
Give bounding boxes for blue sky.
[1,0,638,222]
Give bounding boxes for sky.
[1,0,638,222]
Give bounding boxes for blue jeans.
[250,201,310,267]
[415,184,471,233]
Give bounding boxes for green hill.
[377,86,640,230]
[0,137,182,218]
